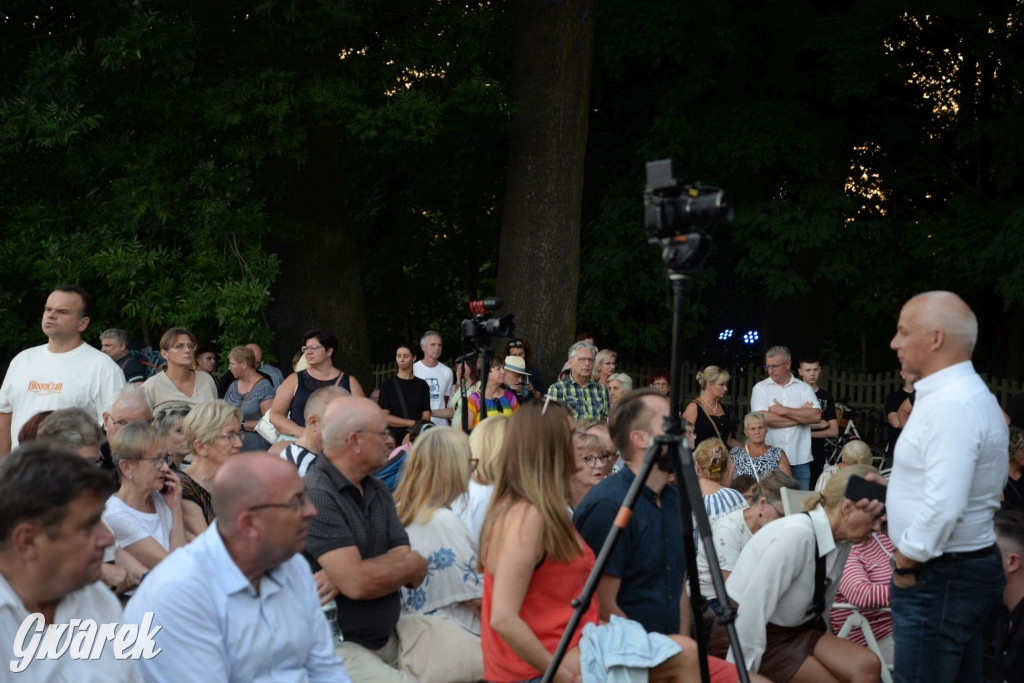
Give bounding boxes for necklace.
[699,395,720,414]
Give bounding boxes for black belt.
[934,544,998,562]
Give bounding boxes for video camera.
[460,297,515,345]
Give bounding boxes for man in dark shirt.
[100,328,146,384]
[798,357,839,485]
[884,369,916,458]
[304,396,480,682]
[984,510,1024,683]
[574,389,688,634]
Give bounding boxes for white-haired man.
[546,341,610,421]
[413,330,454,426]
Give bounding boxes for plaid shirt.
[546,375,610,421]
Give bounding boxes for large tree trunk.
[265,124,372,387]
[495,0,596,384]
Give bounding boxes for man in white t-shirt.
[0,442,139,681]
[413,330,454,426]
[749,345,821,490]
[0,285,126,455]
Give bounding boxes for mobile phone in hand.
[844,474,886,504]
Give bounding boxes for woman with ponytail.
[695,437,748,523]
[709,464,884,682]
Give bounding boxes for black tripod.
[543,180,747,682]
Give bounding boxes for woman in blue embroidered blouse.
[393,426,484,635]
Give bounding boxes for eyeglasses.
[766,500,785,517]
[136,454,172,467]
[301,344,324,353]
[574,357,595,364]
[171,342,197,352]
[110,417,155,427]
[582,453,612,467]
[508,341,524,348]
[356,429,389,440]
[215,431,244,443]
[651,381,669,388]
[763,362,789,371]
[248,492,308,513]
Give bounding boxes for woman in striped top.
[829,531,896,662]
[696,437,748,522]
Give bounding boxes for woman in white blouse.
[103,422,186,570]
[711,464,882,682]
[393,427,484,636]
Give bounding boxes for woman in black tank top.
[267,328,365,438]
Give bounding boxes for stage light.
[743,330,759,345]
[718,328,734,341]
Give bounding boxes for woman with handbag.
[727,412,793,484]
[709,465,883,682]
[224,345,275,451]
[682,365,741,449]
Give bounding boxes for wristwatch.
[890,555,916,576]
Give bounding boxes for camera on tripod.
[460,297,515,345]
[644,158,733,239]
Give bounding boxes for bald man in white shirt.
[887,291,1008,683]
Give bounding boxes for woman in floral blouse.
[393,426,484,635]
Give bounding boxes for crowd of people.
[0,285,1021,683]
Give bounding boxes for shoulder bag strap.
[802,511,829,631]
[392,377,410,418]
[696,399,725,443]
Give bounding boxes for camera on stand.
[457,298,516,431]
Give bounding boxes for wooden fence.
[372,360,1024,413]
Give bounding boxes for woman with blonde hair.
[682,365,740,449]
[710,464,884,682]
[452,414,509,540]
[153,401,192,471]
[394,427,484,636]
[695,437,748,523]
[568,429,612,510]
[479,403,702,683]
[595,349,618,387]
[727,411,793,484]
[103,422,187,569]
[815,439,873,492]
[178,400,243,538]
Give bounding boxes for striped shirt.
[829,532,895,644]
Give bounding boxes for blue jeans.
[890,548,1004,683]
[790,462,811,490]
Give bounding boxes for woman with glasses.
[178,400,243,538]
[224,345,275,451]
[727,412,793,484]
[102,422,186,570]
[649,368,670,398]
[452,414,509,540]
[569,430,612,510]
[142,327,218,409]
[695,471,797,610]
[393,427,485,638]
[268,329,364,440]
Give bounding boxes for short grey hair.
[100,328,129,345]
[420,330,442,346]
[568,341,597,360]
[608,372,633,391]
[765,345,791,361]
[153,401,192,438]
[108,383,153,415]
[37,408,103,451]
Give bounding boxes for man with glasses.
[0,285,125,455]
[304,397,481,682]
[99,384,154,470]
[546,340,610,422]
[750,345,821,490]
[125,452,350,681]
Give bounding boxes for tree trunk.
[495,0,596,384]
[265,124,372,387]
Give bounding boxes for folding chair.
[780,487,816,516]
